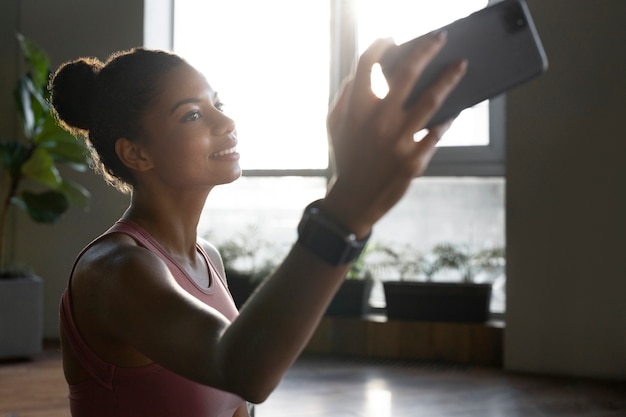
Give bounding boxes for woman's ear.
[115,138,154,172]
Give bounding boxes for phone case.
[381,0,548,128]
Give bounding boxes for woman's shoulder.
[78,231,148,266]
[73,232,170,292]
[67,232,188,367]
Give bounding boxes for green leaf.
[21,147,62,188]
[0,140,31,181]
[15,76,48,139]
[16,33,50,92]
[58,179,91,208]
[15,77,35,138]
[12,190,69,223]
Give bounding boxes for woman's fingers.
[347,38,395,117]
[403,59,468,134]
[324,35,469,226]
[383,31,448,112]
[409,119,454,177]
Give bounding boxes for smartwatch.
[297,199,370,266]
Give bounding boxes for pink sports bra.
[59,220,245,417]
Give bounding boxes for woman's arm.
[218,34,467,403]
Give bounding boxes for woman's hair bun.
[50,57,103,132]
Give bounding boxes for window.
[165,0,506,313]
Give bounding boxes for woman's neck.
[122,186,210,260]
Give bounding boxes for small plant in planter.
[373,242,424,281]
[383,243,505,323]
[325,242,424,318]
[213,226,280,309]
[424,243,505,283]
[0,34,91,358]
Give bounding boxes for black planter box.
[326,279,374,317]
[383,281,492,323]
[227,273,259,309]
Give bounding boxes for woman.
[51,31,465,417]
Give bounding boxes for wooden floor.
[1,344,624,417]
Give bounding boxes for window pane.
[199,176,327,250]
[174,1,330,170]
[368,177,506,312]
[199,176,505,314]
[357,0,490,147]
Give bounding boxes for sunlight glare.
[371,63,389,99]
[365,379,392,417]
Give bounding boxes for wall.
[1,0,145,338]
[505,0,626,379]
[0,1,20,152]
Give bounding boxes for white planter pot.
[0,275,43,359]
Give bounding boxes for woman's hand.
[323,33,467,237]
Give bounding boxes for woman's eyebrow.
[169,90,220,115]
[169,97,202,115]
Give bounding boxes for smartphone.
[380,0,548,128]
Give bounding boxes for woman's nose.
[210,111,236,136]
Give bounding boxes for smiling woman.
[49,49,248,416]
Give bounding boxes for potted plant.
[214,226,279,309]
[0,34,91,358]
[383,243,505,323]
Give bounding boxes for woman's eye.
[183,110,201,122]
[215,102,225,112]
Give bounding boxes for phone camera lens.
[502,3,527,33]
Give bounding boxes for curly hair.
[49,48,185,193]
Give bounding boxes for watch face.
[297,201,369,266]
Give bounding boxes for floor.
[256,355,626,417]
[1,347,625,417]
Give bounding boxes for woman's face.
[138,62,241,190]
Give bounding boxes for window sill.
[305,315,504,367]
